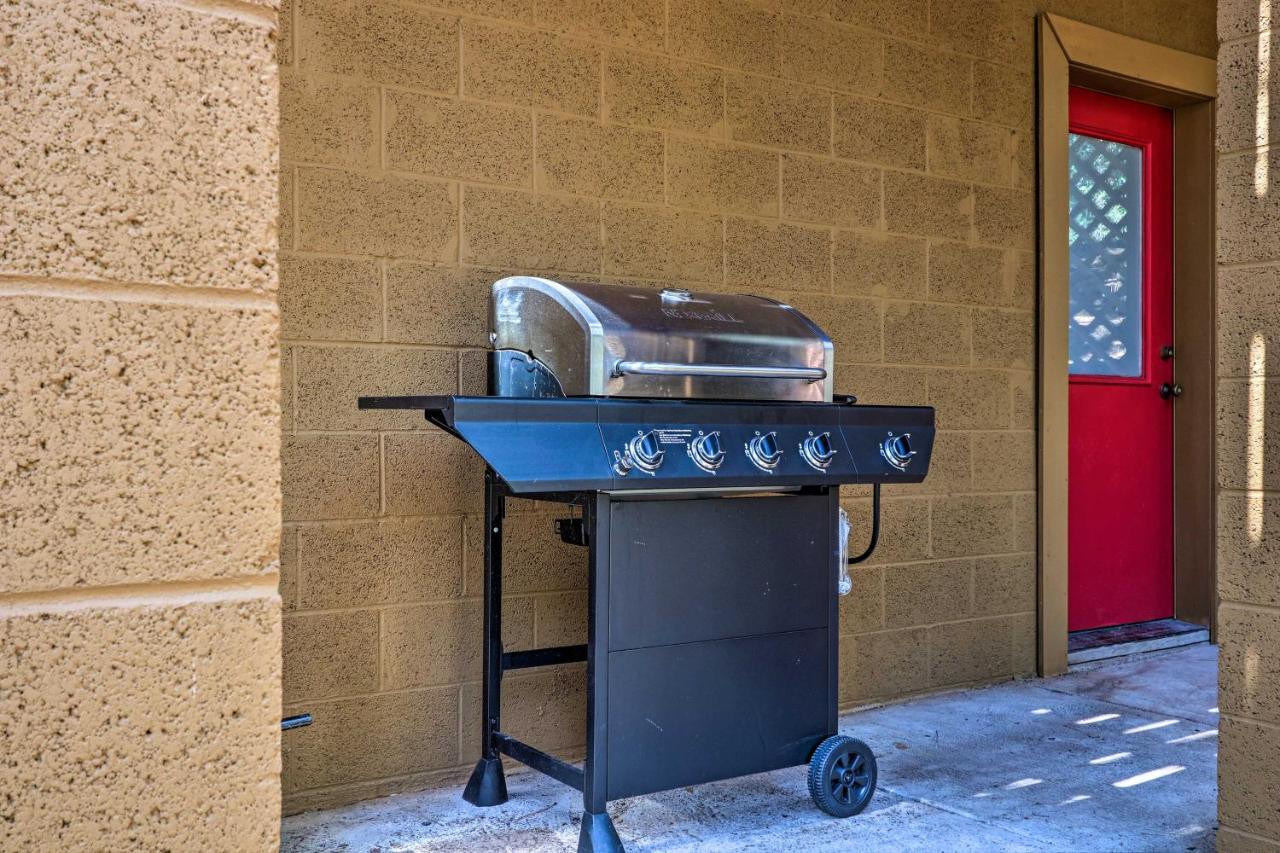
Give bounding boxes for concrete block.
[1220,0,1271,40]
[972,61,1033,130]
[297,167,457,261]
[534,0,665,50]
[385,90,533,186]
[928,363,1013,430]
[1218,493,1280,609]
[603,50,725,135]
[885,172,973,240]
[1217,379,1280,491]
[930,494,1015,558]
[283,686,460,793]
[838,564,883,634]
[2,297,279,593]
[281,167,296,250]
[929,615,1014,685]
[882,39,970,117]
[2,0,276,290]
[536,114,664,203]
[462,19,600,117]
[1013,491,1036,553]
[831,0,926,36]
[929,0,1032,67]
[840,628,931,703]
[833,95,927,170]
[281,434,380,522]
[928,241,1015,306]
[383,432,485,517]
[974,185,1034,250]
[725,217,830,292]
[1218,264,1280,379]
[535,591,588,646]
[298,0,457,91]
[279,254,381,342]
[280,0,295,65]
[1011,369,1034,429]
[0,597,280,849]
[836,364,929,407]
[299,518,464,609]
[1219,605,1280,727]
[280,71,379,169]
[883,301,972,366]
[781,154,880,228]
[385,262,492,348]
[294,345,457,430]
[382,598,534,690]
[928,115,1016,185]
[780,16,881,95]
[461,665,587,761]
[726,73,830,154]
[1219,151,1280,265]
[435,0,534,21]
[972,553,1035,617]
[602,203,722,282]
[462,186,600,274]
[667,137,780,217]
[833,230,927,298]
[283,609,380,701]
[465,512,588,595]
[281,527,300,611]
[971,431,1035,492]
[785,294,882,364]
[1219,714,1280,841]
[973,307,1033,368]
[884,559,974,629]
[669,0,779,73]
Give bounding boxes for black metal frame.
[461,467,861,853]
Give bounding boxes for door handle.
[1159,382,1183,399]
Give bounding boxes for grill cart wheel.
[808,735,877,817]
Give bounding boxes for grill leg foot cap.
[578,810,623,853]
[462,757,508,807]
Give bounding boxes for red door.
[1067,88,1174,632]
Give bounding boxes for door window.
[1067,133,1143,378]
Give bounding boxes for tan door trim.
[1036,14,1217,675]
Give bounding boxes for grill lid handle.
[612,361,827,382]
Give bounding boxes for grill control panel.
[364,395,935,493]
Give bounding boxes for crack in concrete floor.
[283,643,1218,852]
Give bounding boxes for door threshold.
[1067,618,1208,665]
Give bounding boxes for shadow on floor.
[282,643,1219,852]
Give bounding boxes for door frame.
[1037,14,1217,675]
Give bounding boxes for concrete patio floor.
[282,643,1219,852]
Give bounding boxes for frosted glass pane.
[1067,133,1143,378]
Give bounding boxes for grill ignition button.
[880,432,917,471]
[746,431,783,471]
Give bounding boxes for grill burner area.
[359,277,933,852]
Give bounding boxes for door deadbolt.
[1159,382,1183,399]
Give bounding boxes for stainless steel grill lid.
[490,277,834,402]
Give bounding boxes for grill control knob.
[880,432,917,471]
[800,431,837,471]
[746,431,783,471]
[689,431,726,472]
[624,430,665,474]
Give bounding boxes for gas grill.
[359,277,934,852]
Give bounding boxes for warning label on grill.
[654,429,692,444]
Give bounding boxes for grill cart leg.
[578,493,624,853]
[463,469,508,808]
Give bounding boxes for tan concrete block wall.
[2,0,282,847]
[1218,1,1280,847]
[277,0,1214,811]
